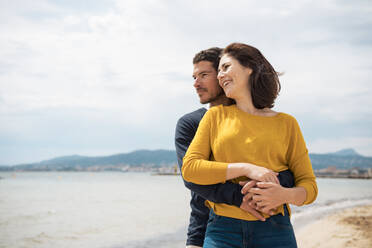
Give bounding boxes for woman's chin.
[224,91,234,99]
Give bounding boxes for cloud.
[0,0,371,164]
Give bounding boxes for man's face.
[192,61,224,104]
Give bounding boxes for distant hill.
[330,148,360,157]
[0,165,13,171]
[2,148,372,171]
[309,148,372,170]
[10,149,177,171]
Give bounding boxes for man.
[175,47,294,248]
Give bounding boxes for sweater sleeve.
[182,109,229,185]
[175,113,244,207]
[286,116,318,205]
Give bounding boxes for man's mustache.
[196,88,207,92]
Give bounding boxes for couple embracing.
[175,43,317,248]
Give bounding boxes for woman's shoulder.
[207,104,234,113]
[277,112,296,120]
[277,112,302,129]
[202,105,235,122]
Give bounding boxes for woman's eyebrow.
[219,63,227,69]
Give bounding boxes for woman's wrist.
[242,163,255,178]
[226,162,279,184]
[226,163,252,180]
[283,187,307,206]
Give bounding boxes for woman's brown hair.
[222,43,281,109]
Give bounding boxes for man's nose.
[193,77,200,88]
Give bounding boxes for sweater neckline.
[230,104,283,119]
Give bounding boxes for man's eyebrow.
[197,70,214,75]
[193,69,214,78]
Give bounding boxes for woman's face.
[217,54,252,100]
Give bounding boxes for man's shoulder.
[175,107,207,140]
[178,107,207,124]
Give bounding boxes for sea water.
[1,172,372,248]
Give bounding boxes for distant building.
[315,166,372,179]
[368,168,372,178]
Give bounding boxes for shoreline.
[2,171,372,180]
[296,204,372,248]
[122,203,372,248]
[146,203,372,248]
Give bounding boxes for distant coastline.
[315,166,372,179]
[315,174,372,179]
[1,171,371,180]
[1,148,371,179]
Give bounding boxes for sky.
[0,0,372,165]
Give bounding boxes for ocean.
[1,172,372,248]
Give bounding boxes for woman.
[182,43,317,248]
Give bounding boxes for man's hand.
[248,182,287,215]
[239,181,265,221]
[240,180,258,195]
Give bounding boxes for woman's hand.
[238,180,266,221]
[247,182,287,214]
[244,164,279,184]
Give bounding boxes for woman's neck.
[235,95,275,116]
[235,95,258,114]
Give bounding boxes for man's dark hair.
[222,43,281,109]
[193,47,222,71]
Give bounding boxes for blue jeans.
[203,206,297,248]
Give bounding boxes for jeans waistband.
[209,204,290,219]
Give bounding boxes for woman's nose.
[217,71,224,81]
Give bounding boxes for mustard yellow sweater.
[182,104,317,221]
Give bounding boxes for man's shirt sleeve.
[175,113,244,207]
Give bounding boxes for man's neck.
[209,96,233,108]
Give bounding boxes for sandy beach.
[296,204,372,248]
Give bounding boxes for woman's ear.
[245,67,253,76]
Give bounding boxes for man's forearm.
[183,169,294,209]
[184,180,243,207]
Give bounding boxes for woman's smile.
[218,54,251,99]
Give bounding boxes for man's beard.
[200,89,225,104]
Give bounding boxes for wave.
[291,196,372,230]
